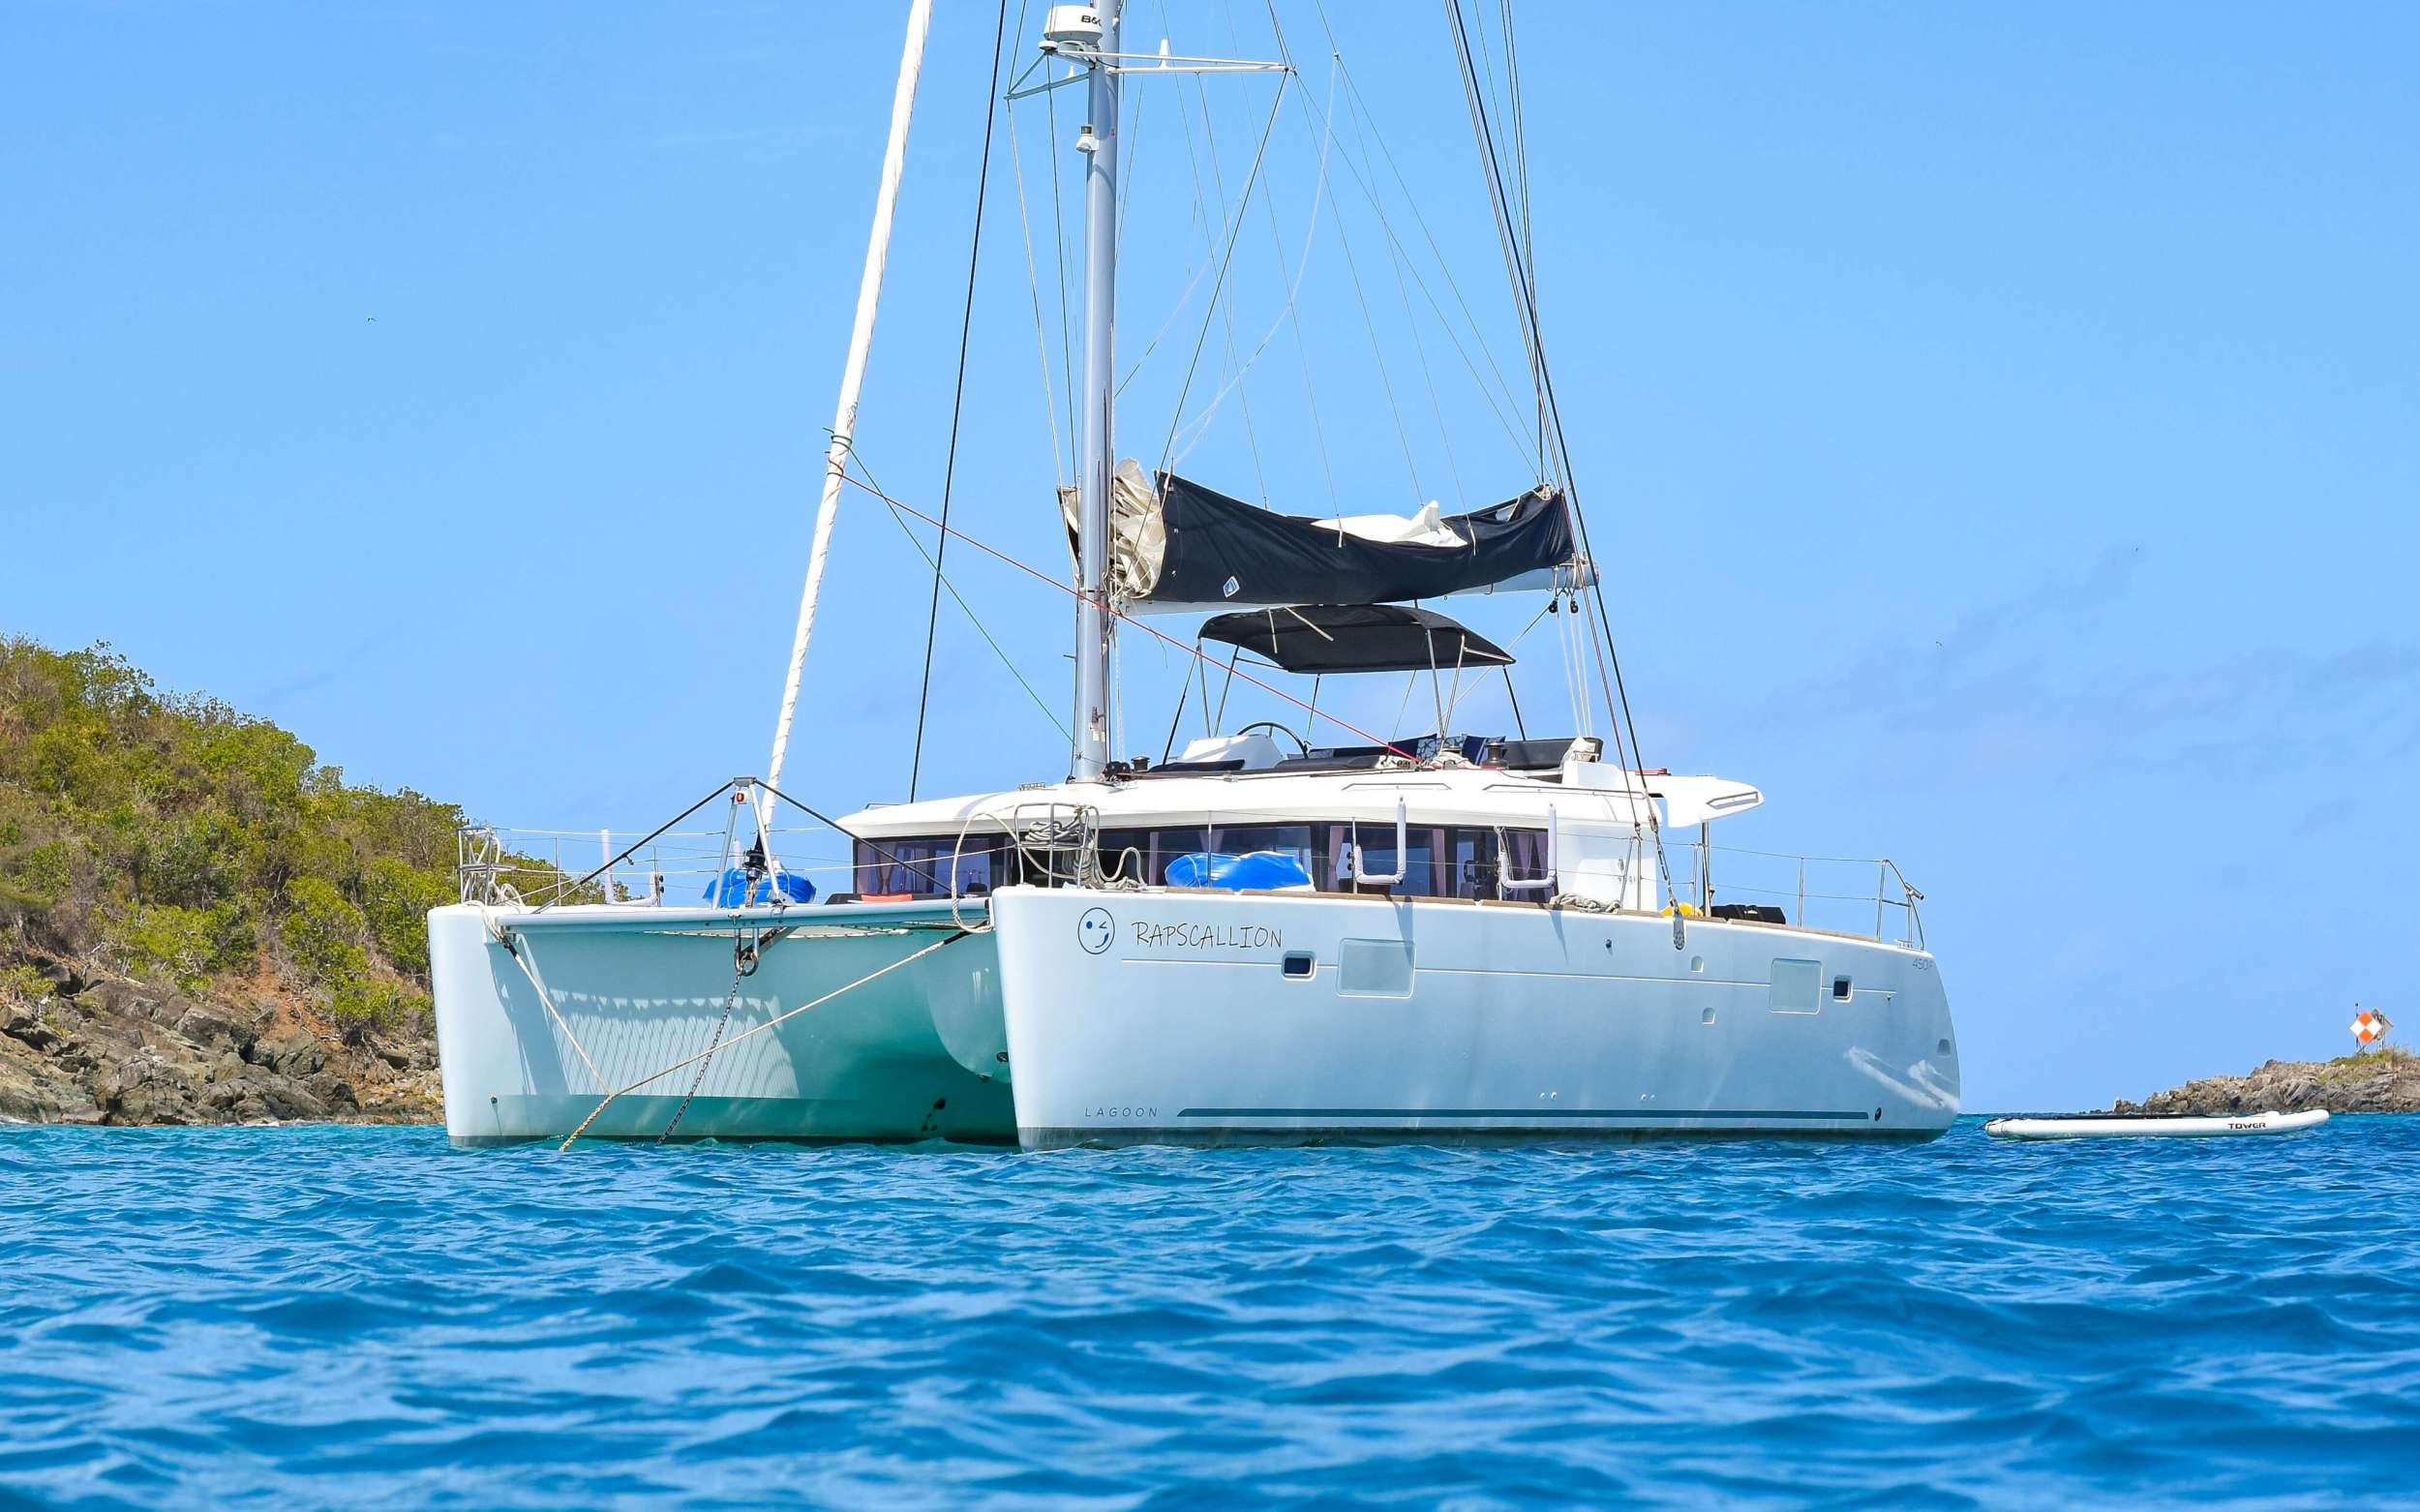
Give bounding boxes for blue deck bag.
[1165,850,1313,892]
[704,868,816,907]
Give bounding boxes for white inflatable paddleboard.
[1984,1108,2329,1139]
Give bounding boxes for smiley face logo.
[1077,907,1115,954]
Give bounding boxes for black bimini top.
[1197,604,1514,676]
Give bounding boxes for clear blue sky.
[6,3,2413,1111]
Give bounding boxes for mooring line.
[500,934,608,1092]
[557,929,972,1151]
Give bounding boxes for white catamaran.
[428,1,1960,1149]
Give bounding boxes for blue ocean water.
[2,1119,2415,1509]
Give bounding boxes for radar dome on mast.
[1041,6,1105,53]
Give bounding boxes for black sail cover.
[1131,472,1576,610]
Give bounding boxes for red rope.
[835,471,1431,767]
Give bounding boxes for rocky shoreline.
[13,947,2415,1130]
[2114,1049,2419,1117]
[0,949,438,1128]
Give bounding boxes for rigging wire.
[909,0,1013,801]
[1476,0,1545,466]
[1490,6,1543,465]
[1204,3,1275,503]
[1043,55,1078,457]
[832,467,1434,766]
[1303,116,1425,504]
[1154,70,1293,479]
[1352,101,1468,508]
[1158,54,1341,471]
[1003,2,1066,482]
[1116,29,1145,252]
[1211,643,1240,729]
[1111,18,1224,396]
[1248,0,1345,509]
[1159,645,1194,763]
[1307,0,1537,469]
[1149,1,1270,500]
[1445,0,1675,909]
[845,441,1071,741]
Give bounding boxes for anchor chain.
[657,934,755,1144]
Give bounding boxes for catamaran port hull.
[427,900,1014,1146]
[990,886,1960,1149]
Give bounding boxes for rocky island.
[1,950,436,1125]
[0,637,565,1127]
[2114,1048,2419,1116]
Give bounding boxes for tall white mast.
[766,0,936,798]
[1069,4,1121,781]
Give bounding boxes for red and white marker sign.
[2350,1008,2393,1046]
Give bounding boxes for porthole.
[1282,952,1316,980]
[1832,976,1853,1001]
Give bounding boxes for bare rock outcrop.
[2113,1049,2419,1116]
[0,953,438,1127]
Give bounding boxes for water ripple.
[1,1118,2416,1507]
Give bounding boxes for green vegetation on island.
[0,636,581,1123]
[0,637,459,1025]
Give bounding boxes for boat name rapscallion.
[1129,921,1283,953]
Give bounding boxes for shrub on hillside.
[0,636,524,1020]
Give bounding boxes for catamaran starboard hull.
[990,886,1960,1149]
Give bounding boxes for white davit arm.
[766,0,936,801]
[1498,804,1559,892]
[1345,798,1411,887]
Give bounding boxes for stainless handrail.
[1682,839,1927,948]
[462,803,1932,949]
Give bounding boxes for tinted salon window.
[853,836,1004,897]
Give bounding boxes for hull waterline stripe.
[1175,1106,1874,1121]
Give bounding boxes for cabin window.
[1098,827,1207,887]
[1316,823,1545,899]
[1039,821,1555,899]
[1832,976,1854,1001]
[852,835,1007,898]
